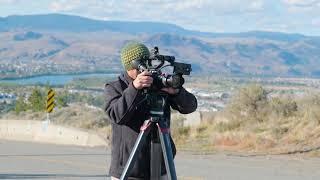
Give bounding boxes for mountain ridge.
[0,14,319,78]
[1,13,316,39]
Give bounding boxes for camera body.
[131,47,192,91]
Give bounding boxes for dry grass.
[4,85,320,155]
[171,85,320,155]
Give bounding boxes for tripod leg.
[120,120,152,180]
[157,123,177,180]
[151,123,162,180]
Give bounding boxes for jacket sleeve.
[168,87,197,114]
[104,82,145,125]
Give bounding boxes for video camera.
[132,47,192,90]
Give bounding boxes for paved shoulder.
[1,140,320,180]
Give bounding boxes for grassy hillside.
[172,85,320,156]
[2,82,320,156]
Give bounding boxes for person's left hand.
[161,87,180,95]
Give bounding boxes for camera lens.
[163,74,184,88]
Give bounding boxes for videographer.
[104,42,197,180]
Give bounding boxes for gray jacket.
[104,72,197,179]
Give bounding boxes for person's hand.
[133,71,153,90]
[161,87,180,95]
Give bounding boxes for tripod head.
[144,91,169,122]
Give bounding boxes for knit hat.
[120,42,150,71]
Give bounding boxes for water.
[0,73,118,86]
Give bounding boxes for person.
[104,42,197,180]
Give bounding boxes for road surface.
[0,140,320,179]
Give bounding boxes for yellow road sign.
[46,89,55,113]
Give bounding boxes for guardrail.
[0,120,107,147]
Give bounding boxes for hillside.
[1,14,320,78]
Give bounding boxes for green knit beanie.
[120,42,150,71]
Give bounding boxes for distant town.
[0,93,16,103]
[2,74,320,115]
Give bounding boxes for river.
[0,73,118,86]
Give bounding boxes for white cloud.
[312,18,320,27]
[0,0,13,3]
[48,0,267,17]
[44,0,286,34]
[250,1,264,11]
[282,0,320,13]
[49,0,84,12]
[0,0,21,4]
[167,0,266,15]
[282,0,320,7]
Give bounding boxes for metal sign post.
[46,88,55,124]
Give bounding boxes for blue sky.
[0,0,319,36]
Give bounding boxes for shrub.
[224,84,269,123]
[269,96,298,118]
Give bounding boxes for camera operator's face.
[127,69,139,80]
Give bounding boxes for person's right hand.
[133,71,153,90]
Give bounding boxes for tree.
[56,91,68,107]
[28,87,45,112]
[15,95,27,114]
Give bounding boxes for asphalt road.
[0,140,320,180]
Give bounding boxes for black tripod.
[120,92,177,180]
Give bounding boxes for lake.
[0,73,118,85]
